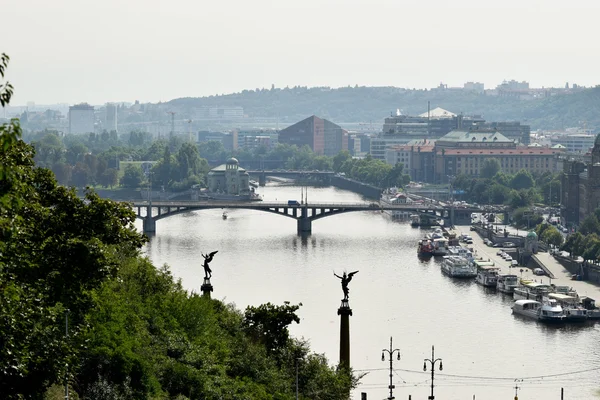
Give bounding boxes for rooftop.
[443,147,563,155]
[438,129,513,144]
[418,107,456,119]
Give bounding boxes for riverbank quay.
[452,227,600,299]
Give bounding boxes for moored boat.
[512,299,541,319]
[496,274,519,294]
[548,292,587,322]
[441,256,477,278]
[511,299,566,323]
[417,239,434,257]
[538,298,566,323]
[474,262,499,287]
[513,281,552,302]
[432,238,448,256]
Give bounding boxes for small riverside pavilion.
[207,157,250,195]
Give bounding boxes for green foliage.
[480,158,501,179]
[579,214,600,236]
[120,164,144,188]
[510,169,535,190]
[512,208,543,228]
[0,130,146,397]
[243,302,301,354]
[535,223,564,247]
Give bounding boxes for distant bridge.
[129,200,478,235]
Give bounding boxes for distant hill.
[168,86,600,131]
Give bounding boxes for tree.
[71,162,90,188]
[480,158,500,179]
[52,162,72,185]
[579,214,600,236]
[100,168,119,188]
[120,164,143,188]
[243,302,301,354]
[333,150,351,172]
[562,232,584,257]
[0,76,146,396]
[66,142,88,165]
[510,169,535,190]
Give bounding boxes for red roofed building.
[435,146,564,182]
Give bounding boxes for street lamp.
[423,345,443,400]
[381,336,401,400]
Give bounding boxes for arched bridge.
[130,200,478,235]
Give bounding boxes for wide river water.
[136,184,600,400]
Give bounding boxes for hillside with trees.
[168,85,600,130]
[1,54,357,399]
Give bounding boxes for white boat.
[431,228,444,239]
[496,274,519,294]
[447,246,473,262]
[441,256,477,278]
[538,298,566,323]
[475,265,500,287]
[432,238,448,256]
[511,299,566,323]
[513,281,552,302]
[548,293,587,322]
[512,300,541,319]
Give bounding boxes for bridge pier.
[258,172,266,186]
[297,207,312,234]
[143,216,156,233]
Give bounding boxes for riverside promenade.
[453,228,600,299]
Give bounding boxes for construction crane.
[166,111,176,138]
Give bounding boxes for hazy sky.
[4,0,600,105]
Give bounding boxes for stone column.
[200,277,213,298]
[337,299,352,369]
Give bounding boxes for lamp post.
[513,379,522,400]
[381,336,401,400]
[423,345,443,400]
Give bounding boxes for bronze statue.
[202,251,218,279]
[334,271,359,300]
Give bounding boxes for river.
[136,184,600,400]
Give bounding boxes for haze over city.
[4,0,600,105]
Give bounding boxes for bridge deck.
[129,200,480,213]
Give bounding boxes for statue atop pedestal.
[202,250,219,279]
[334,271,358,301]
[200,250,218,297]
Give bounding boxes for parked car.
[496,250,504,256]
[534,268,545,276]
[503,242,516,248]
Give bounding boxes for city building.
[463,82,485,94]
[561,135,600,227]
[236,129,278,150]
[105,103,118,133]
[372,108,530,160]
[434,129,562,182]
[550,133,595,154]
[68,103,95,134]
[278,115,348,156]
[386,139,435,183]
[206,157,250,195]
[193,106,244,120]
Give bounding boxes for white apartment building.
[69,103,94,134]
